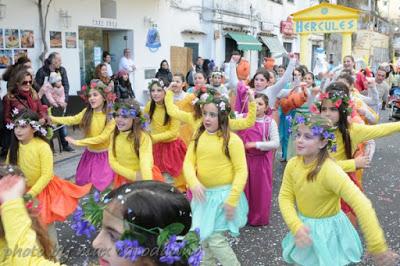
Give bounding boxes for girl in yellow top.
[109,98,163,188]
[144,79,187,191]
[7,110,91,246]
[49,79,116,191]
[183,91,248,265]
[169,73,196,145]
[316,82,400,223]
[0,165,62,265]
[279,114,399,266]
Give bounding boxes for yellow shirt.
[108,131,153,181]
[175,93,196,145]
[50,108,115,151]
[144,102,180,143]
[165,90,256,132]
[7,138,53,197]
[279,156,387,254]
[332,121,400,172]
[0,198,61,265]
[183,131,248,207]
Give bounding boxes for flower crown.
[311,90,354,115]
[6,108,52,138]
[111,102,150,130]
[211,71,224,78]
[71,189,203,265]
[192,86,235,119]
[286,114,337,152]
[80,79,116,103]
[148,78,165,90]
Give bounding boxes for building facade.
[0,0,315,104]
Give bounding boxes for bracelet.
[23,193,33,202]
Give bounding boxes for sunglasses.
[21,80,32,85]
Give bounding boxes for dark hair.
[112,99,144,158]
[148,81,170,126]
[278,65,286,70]
[102,51,111,60]
[343,55,355,69]
[104,181,191,264]
[0,164,55,260]
[94,63,111,84]
[194,71,207,81]
[337,72,355,87]
[255,94,269,108]
[231,50,241,56]
[249,69,270,89]
[193,99,231,159]
[305,72,316,87]
[2,56,31,82]
[293,67,306,80]
[173,73,185,82]
[44,52,59,68]
[159,60,169,71]
[8,110,50,165]
[9,70,39,100]
[324,82,352,159]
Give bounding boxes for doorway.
[78,27,133,85]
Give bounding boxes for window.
[282,42,292,66]
[270,0,283,4]
[101,0,117,19]
[287,0,294,3]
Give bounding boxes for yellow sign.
[292,3,360,34]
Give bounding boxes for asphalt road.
[55,111,400,266]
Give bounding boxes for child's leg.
[201,233,240,266]
[47,223,59,253]
[173,172,187,192]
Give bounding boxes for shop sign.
[295,19,357,34]
[92,18,118,28]
[280,17,294,37]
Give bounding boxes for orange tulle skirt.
[113,166,164,188]
[35,176,91,225]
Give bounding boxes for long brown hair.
[80,88,108,136]
[112,99,145,158]
[148,80,170,126]
[0,164,55,260]
[9,70,39,100]
[324,82,352,159]
[193,100,231,159]
[304,115,333,181]
[94,63,111,84]
[8,110,50,165]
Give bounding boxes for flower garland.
[311,90,354,115]
[286,114,337,152]
[111,102,150,130]
[191,86,235,119]
[6,108,52,138]
[80,79,116,103]
[70,190,203,266]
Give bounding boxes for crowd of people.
[0,46,400,266]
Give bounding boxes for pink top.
[38,83,65,107]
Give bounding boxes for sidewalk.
[53,126,84,163]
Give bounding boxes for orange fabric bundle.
[280,90,308,114]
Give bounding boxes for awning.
[259,36,287,56]
[227,32,262,51]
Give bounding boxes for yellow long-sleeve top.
[50,108,115,151]
[144,102,180,144]
[332,121,400,172]
[0,198,62,265]
[279,156,387,254]
[6,138,53,197]
[108,131,153,181]
[183,131,248,207]
[175,93,196,144]
[165,90,256,132]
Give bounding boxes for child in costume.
[186,72,208,93]
[279,113,399,266]
[237,94,279,226]
[210,71,228,97]
[0,164,63,265]
[169,73,196,145]
[49,79,116,191]
[144,79,187,192]
[6,110,91,246]
[109,98,163,188]
[184,92,248,265]
[315,82,400,225]
[71,181,203,266]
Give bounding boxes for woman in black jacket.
[155,60,173,86]
[115,70,135,99]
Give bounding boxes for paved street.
[56,111,400,266]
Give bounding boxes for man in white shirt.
[118,48,136,83]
